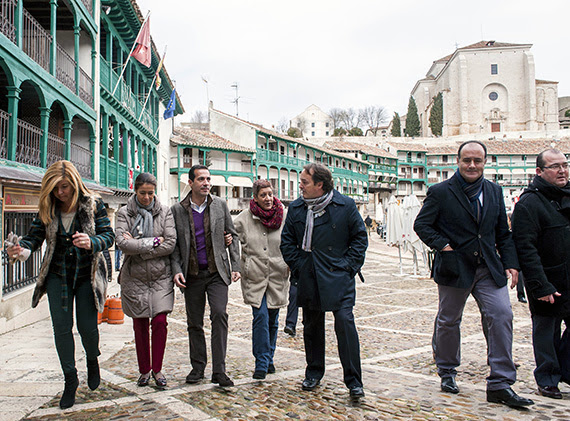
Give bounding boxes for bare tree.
[360,105,389,136]
[328,108,343,130]
[295,116,307,135]
[276,117,290,134]
[339,108,361,130]
[191,110,208,123]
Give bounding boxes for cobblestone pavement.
[3,236,570,419]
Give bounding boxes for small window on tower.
[491,64,498,75]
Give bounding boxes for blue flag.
[164,88,176,119]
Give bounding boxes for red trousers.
[132,313,168,374]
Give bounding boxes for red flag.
[131,18,151,67]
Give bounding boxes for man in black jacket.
[414,141,533,408]
[512,148,570,399]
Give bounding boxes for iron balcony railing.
[80,0,92,14]
[71,142,92,179]
[79,67,93,107]
[0,0,16,43]
[16,119,42,167]
[22,8,52,72]
[46,132,66,167]
[3,212,42,294]
[56,43,76,93]
[0,109,10,159]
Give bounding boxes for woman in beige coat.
[115,173,176,388]
[234,179,289,380]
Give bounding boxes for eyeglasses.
[542,162,570,171]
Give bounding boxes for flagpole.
[139,45,167,120]
[112,11,151,96]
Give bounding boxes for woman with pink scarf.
[234,179,290,379]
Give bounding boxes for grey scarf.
[131,197,155,238]
[301,190,334,251]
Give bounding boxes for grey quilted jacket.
[115,196,177,318]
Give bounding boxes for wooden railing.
[16,119,42,167]
[22,8,52,72]
[79,67,93,107]
[46,132,66,167]
[0,0,17,43]
[0,109,10,159]
[70,142,92,179]
[56,44,76,92]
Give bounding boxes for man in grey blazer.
[171,165,241,387]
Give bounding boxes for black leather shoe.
[301,378,320,391]
[185,369,204,384]
[350,386,365,398]
[137,372,151,387]
[268,364,276,374]
[212,373,234,387]
[518,295,527,303]
[152,371,167,388]
[284,326,296,337]
[441,376,459,394]
[253,370,266,380]
[487,387,534,407]
[538,385,562,399]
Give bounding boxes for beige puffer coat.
[234,207,289,309]
[115,196,177,318]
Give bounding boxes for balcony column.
[101,113,109,185]
[74,23,80,96]
[49,0,57,76]
[113,122,119,187]
[39,107,51,168]
[63,119,73,160]
[15,0,23,48]
[89,132,95,179]
[6,86,21,161]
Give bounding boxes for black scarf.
[456,170,484,222]
[527,175,570,219]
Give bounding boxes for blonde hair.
[39,161,95,225]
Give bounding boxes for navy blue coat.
[280,190,368,311]
[413,174,518,289]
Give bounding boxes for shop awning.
[228,176,253,187]
[210,175,233,186]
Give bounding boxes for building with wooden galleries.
[207,107,370,209]
[0,0,183,332]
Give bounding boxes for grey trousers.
[183,270,229,375]
[435,264,516,391]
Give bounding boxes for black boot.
[87,358,100,391]
[60,370,79,409]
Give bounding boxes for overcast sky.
[137,0,569,128]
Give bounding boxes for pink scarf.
[249,197,284,230]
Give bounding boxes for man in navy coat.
[280,163,368,399]
[414,141,533,408]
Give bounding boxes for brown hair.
[303,163,334,193]
[134,172,157,191]
[253,179,272,197]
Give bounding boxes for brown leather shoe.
[538,385,562,399]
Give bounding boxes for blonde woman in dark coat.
[5,161,114,409]
[115,173,176,388]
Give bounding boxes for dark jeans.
[252,294,279,372]
[532,314,570,387]
[46,273,100,374]
[183,270,229,375]
[285,283,299,330]
[303,306,362,389]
